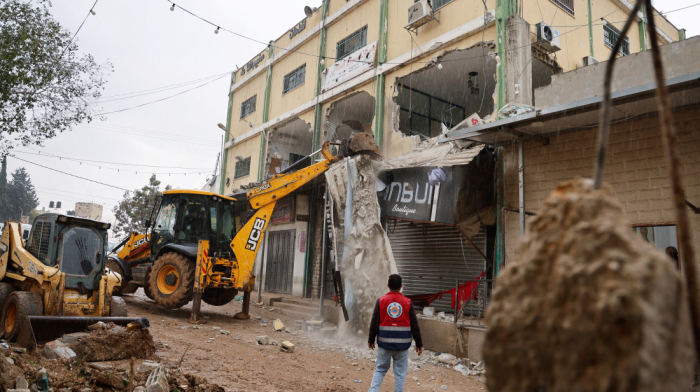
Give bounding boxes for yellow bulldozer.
[0,214,137,346]
[109,135,380,322]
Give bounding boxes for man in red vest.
[368,274,423,392]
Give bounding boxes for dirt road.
[122,291,486,392]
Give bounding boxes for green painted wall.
[257,43,275,182]
[373,0,389,152]
[219,73,235,195]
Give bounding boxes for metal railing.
[453,278,494,327]
[604,24,630,56]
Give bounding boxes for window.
[336,26,367,60]
[431,0,454,9]
[60,228,101,276]
[283,65,306,94]
[27,221,52,265]
[234,157,251,179]
[550,0,574,15]
[240,96,257,119]
[604,23,630,56]
[634,225,679,269]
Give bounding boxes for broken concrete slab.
[138,360,161,373]
[145,366,168,392]
[273,319,284,331]
[87,362,113,371]
[42,340,76,360]
[15,376,28,389]
[60,332,89,345]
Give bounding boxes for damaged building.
[217,0,685,357]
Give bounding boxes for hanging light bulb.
[90,9,96,15]
[437,63,443,70]
[170,4,176,11]
[215,27,220,34]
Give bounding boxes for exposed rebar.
[644,0,700,366]
[592,0,644,189]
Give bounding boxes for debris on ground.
[256,335,270,345]
[42,340,76,361]
[280,341,295,353]
[484,179,695,392]
[273,319,284,331]
[70,323,156,361]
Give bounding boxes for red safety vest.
[378,292,413,350]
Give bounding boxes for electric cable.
[10,156,130,192]
[16,149,212,170]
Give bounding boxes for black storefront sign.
[377,149,496,224]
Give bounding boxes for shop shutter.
[386,220,486,313]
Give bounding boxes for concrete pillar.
[505,15,533,106]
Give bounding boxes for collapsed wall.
[325,154,398,335]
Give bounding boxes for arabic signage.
[322,41,377,92]
[241,53,265,76]
[289,19,307,40]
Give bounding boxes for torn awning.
[374,143,484,171]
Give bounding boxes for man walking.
[368,274,423,392]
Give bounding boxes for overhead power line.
[16,149,213,170]
[11,156,130,192]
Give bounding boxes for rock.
[5,357,14,365]
[284,328,292,333]
[259,323,267,327]
[192,325,201,329]
[294,320,304,330]
[352,363,359,366]
[270,340,278,346]
[255,316,262,320]
[59,332,89,345]
[234,335,242,340]
[81,388,93,392]
[483,179,695,392]
[273,319,284,331]
[220,330,230,335]
[441,386,448,390]
[88,321,106,330]
[42,340,76,360]
[11,347,26,354]
[437,311,446,319]
[212,326,221,331]
[280,341,295,353]
[422,307,435,317]
[437,353,456,363]
[88,362,114,371]
[144,366,168,392]
[16,376,29,389]
[412,376,419,381]
[256,335,270,345]
[138,360,161,373]
[133,388,145,392]
[7,389,30,392]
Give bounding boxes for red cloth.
[405,272,486,310]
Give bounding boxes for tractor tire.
[142,268,155,300]
[148,253,195,309]
[1,291,43,341]
[106,257,138,295]
[0,283,15,312]
[202,288,238,306]
[110,296,128,317]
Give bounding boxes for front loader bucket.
[345,133,382,159]
[21,316,139,345]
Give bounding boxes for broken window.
[325,91,376,143]
[266,118,314,177]
[395,47,497,140]
[240,96,257,119]
[234,157,251,179]
[283,64,306,94]
[604,23,630,56]
[550,0,574,15]
[336,26,367,60]
[61,227,101,277]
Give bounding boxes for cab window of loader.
[210,200,236,252]
[178,196,208,243]
[154,200,178,244]
[27,221,52,265]
[61,227,101,276]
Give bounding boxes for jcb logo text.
[245,218,266,251]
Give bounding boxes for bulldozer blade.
[15,314,37,351]
[346,133,382,159]
[28,316,139,343]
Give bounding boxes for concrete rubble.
[144,366,168,392]
[42,340,76,360]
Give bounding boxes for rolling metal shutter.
[387,220,486,313]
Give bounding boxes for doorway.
[265,230,296,294]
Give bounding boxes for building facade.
[75,202,103,221]
[220,0,684,298]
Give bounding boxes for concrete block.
[145,366,168,392]
[294,320,304,330]
[42,340,76,360]
[59,332,90,345]
[467,327,487,363]
[273,319,284,331]
[280,341,295,353]
[138,360,161,373]
[256,335,270,345]
[422,307,435,317]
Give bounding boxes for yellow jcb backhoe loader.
[109,134,380,322]
[0,214,138,346]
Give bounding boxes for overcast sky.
[8,0,699,229]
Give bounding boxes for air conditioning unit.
[407,0,433,29]
[582,55,599,67]
[536,22,561,53]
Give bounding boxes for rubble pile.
[484,179,695,392]
[0,322,224,392]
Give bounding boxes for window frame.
[240,95,257,119]
[604,23,630,56]
[336,26,368,61]
[234,157,252,179]
[549,0,574,16]
[431,0,454,10]
[282,64,307,95]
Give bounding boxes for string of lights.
[164,0,696,67]
[10,156,131,192]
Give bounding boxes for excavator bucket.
[344,133,382,159]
